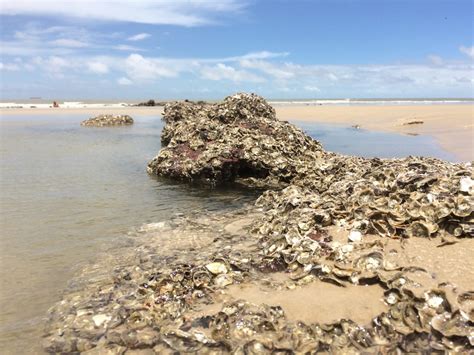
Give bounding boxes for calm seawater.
[0,114,455,353]
[0,114,257,353]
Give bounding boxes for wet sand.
[213,279,386,325]
[2,104,472,161]
[329,225,474,291]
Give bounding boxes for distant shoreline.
[1,103,472,162]
[1,98,473,108]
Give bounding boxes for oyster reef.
[44,94,473,353]
[81,114,134,127]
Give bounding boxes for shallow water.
[0,114,257,353]
[297,121,456,161]
[0,114,456,352]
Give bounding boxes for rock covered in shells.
[81,114,134,127]
[147,93,325,186]
[150,92,473,240]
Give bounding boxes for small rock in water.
[403,120,424,125]
[81,114,134,127]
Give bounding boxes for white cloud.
[2,49,472,97]
[87,61,109,74]
[0,62,21,71]
[14,26,71,41]
[304,85,320,92]
[238,51,290,60]
[327,73,338,81]
[1,0,246,26]
[460,46,474,59]
[2,25,97,56]
[26,55,75,78]
[428,55,444,66]
[200,63,265,82]
[114,44,144,52]
[124,54,178,80]
[0,40,71,56]
[240,59,294,79]
[50,38,89,48]
[117,77,133,85]
[127,33,151,41]
[47,56,71,70]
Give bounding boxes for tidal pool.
[297,121,456,161]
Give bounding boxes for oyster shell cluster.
[149,93,473,240]
[44,93,473,353]
[147,93,324,187]
[81,114,134,127]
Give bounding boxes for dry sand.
[1,104,472,161]
[0,106,165,117]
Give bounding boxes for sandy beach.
[2,104,473,161]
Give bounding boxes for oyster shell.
[205,261,228,275]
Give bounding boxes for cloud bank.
[2,50,472,98]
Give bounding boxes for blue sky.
[0,0,473,99]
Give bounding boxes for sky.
[0,0,473,100]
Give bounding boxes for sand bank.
[1,104,472,161]
[0,106,165,117]
[276,104,473,161]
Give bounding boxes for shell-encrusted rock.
[81,114,134,127]
[147,93,324,186]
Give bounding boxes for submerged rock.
[81,114,134,127]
